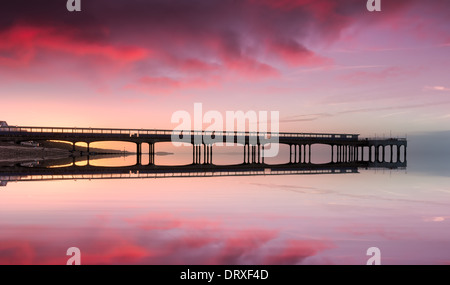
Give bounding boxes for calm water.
[1,143,449,265]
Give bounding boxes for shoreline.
[0,141,174,165]
[0,141,124,164]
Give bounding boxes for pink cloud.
[124,76,219,95]
[0,24,149,67]
[338,66,418,84]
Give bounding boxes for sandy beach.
[0,142,69,163]
[0,141,123,165]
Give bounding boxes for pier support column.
[204,144,213,164]
[247,144,249,164]
[243,144,261,164]
[244,144,252,164]
[148,143,154,165]
[136,143,142,165]
[203,143,206,164]
[262,145,264,164]
[210,145,213,164]
[257,144,261,164]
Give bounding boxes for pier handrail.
[0,125,359,139]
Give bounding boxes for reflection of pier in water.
[0,155,406,186]
[0,125,407,186]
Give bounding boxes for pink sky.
[1,0,450,136]
[2,1,450,265]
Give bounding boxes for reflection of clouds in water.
[336,224,416,240]
[423,216,447,222]
[249,183,450,207]
[249,183,333,195]
[0,214,335,265]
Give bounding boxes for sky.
[1,0,450,137]
[2,1,450,266]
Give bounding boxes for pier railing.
[0,126,359,139]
